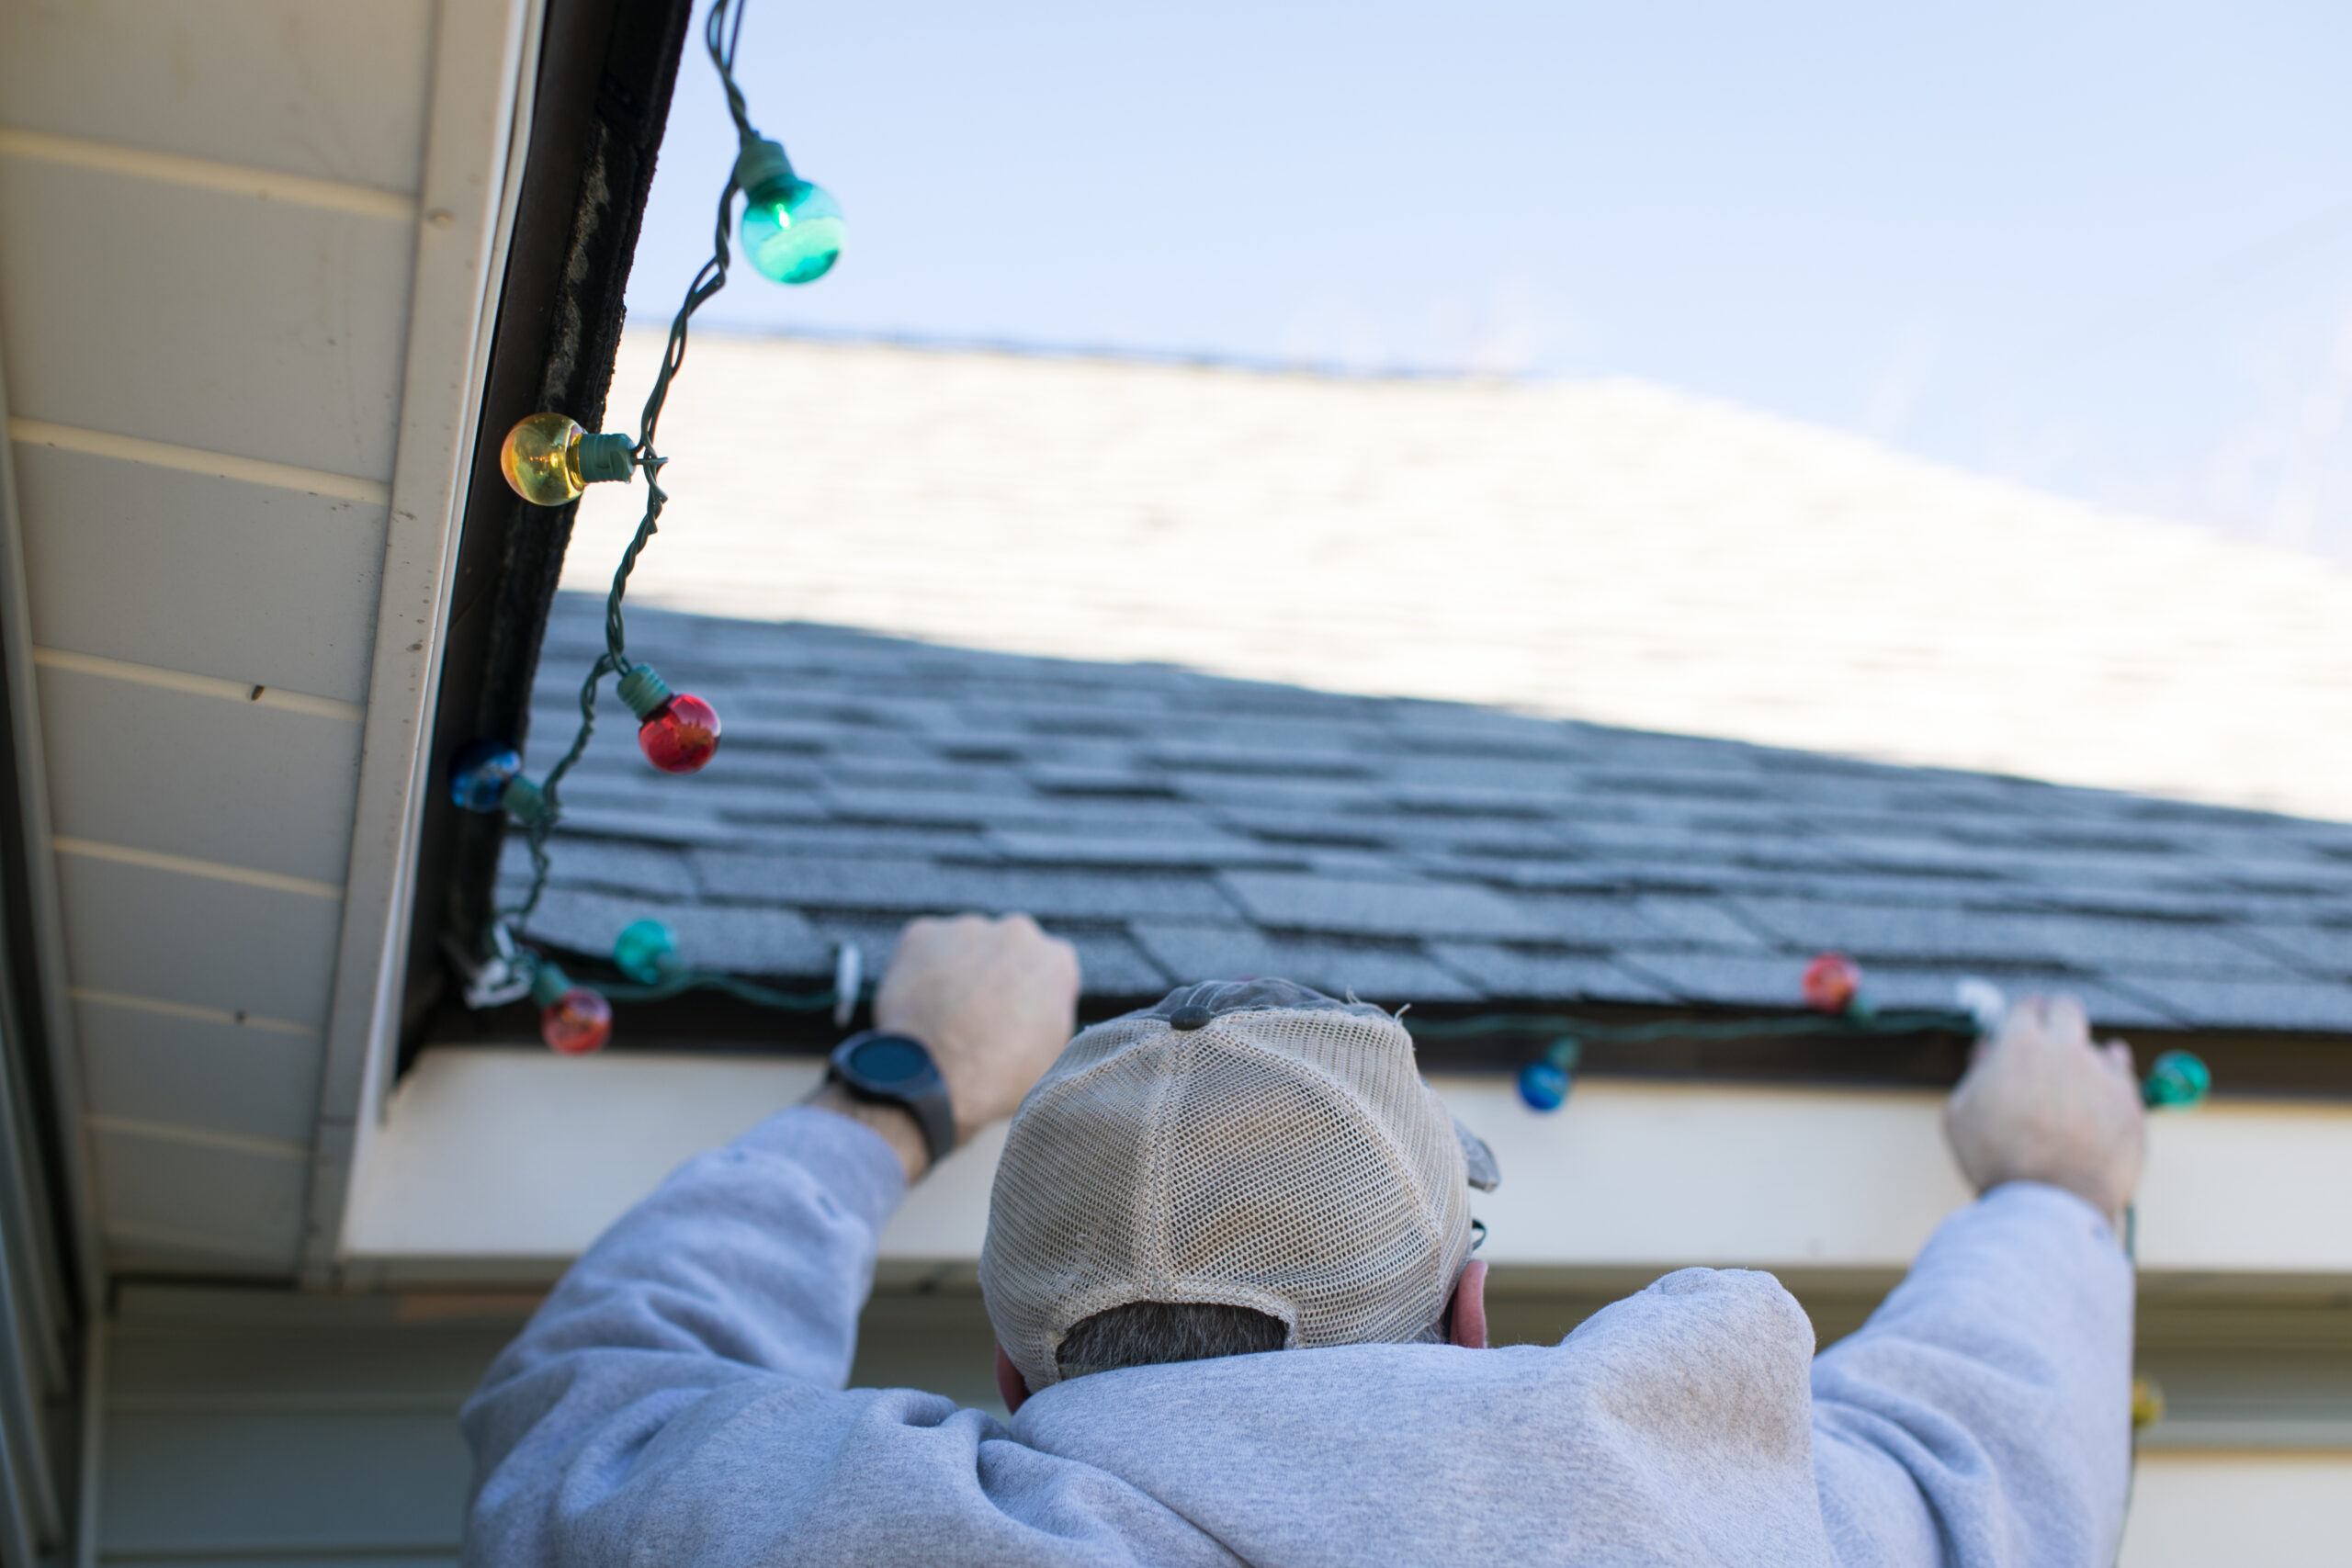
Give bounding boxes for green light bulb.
[741,175,844,285]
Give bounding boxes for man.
[464,912,2143,1566]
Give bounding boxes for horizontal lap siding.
[35,662,363,886]
[0,0,439,1273]
[53,852,341,1026]
[12,443,387,703]
[0,154,414,480]
[75,996,322,1149]
[89,1129,308,1269]
[95,1289,521,1566]
[105,1413,468,1552]
[0,0,435,195]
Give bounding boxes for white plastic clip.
[455,921,535,1010]
[1953,977,2007,1040]
[831,941,863,1029]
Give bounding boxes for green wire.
[598,969,862,1012]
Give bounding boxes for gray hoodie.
[461,1106,2132,1567]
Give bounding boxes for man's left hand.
[809,913,1080,1180]
[875,912,1082,1145]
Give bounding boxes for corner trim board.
[302,0,544,1280]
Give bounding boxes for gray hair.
[1056,1301,1290,1381]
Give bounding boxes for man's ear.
[1449,1258,1488,1349]
[994,1343,1030,1414]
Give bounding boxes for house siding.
[0,0,530,1277]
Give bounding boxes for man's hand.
[875,912,1080,1143]
[809,914,1080,1179]
[1943,993,2143,1232]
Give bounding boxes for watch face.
[850,1036,931,1086]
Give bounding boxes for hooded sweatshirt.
[461,1106,2133,1568]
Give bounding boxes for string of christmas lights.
[1406,957,2211,1115]
[450,0,848,1053]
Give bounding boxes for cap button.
[1169,1003,1216,1031]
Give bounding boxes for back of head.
[980,979,1496,1393]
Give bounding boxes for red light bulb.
[542,987,612,1055]
[638,693,720,773]
[1802,952,1862,1014]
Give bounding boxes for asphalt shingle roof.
[503,595,2352,1034]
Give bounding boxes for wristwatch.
[827,1031,956,1168]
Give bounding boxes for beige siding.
[51,850,342,1024]
[0,0,436,194]
[92,1286,514,1567]
[74,994,322,1150]
[0,0,531,1274]
[89,1127,308,1269]
[2120,1453,2352,1568]
[0,145,415,479]
[12,439,389,704]
[34,660,363,885]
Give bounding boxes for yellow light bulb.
[499,413,636,506]
[501,412,591,505]
[2131,1373,2165,1432]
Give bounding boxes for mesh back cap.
[981,979,1498,1392]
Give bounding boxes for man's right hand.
[1943,993,2144,1232]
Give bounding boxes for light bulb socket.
[528,959,571,1009]
[735,136,798,203]
[501,774,551,826]
[575,433,637,484]
[616,663,674,721]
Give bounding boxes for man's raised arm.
[1809,997,2146,1568]
[457,915,1199,1568]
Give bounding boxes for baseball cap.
[980,978,1500,1393]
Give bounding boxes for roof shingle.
[504,595,2352,1034]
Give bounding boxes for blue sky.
[625,1,2352,553]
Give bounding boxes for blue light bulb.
[1517,1059,1570,1112]
[450,740,522,812]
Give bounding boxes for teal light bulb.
[2143,1049,2211,1110]
[741,177,844,285]
[613,919,680,986]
